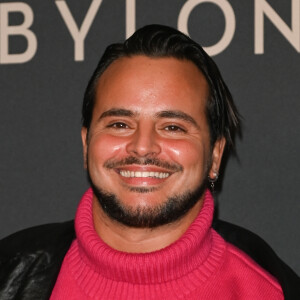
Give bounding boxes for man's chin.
[88,173,207,228]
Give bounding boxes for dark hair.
[82,24,240,148]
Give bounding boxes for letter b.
[0,2,37,64]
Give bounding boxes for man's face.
[82,56,225,227]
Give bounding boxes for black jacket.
[0,220,299,300]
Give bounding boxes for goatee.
[87,171,208,228]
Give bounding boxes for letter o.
[178,0,236,56]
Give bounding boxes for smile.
[119,170,170,179]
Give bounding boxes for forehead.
[94,56,209,116]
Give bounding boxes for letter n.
[255,0,300,54]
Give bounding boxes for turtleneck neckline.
[69,188,225,289]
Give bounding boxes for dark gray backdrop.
[0,0,299,275]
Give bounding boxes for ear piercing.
[208,171,219,190]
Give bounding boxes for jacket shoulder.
[213,219,300,300]
[0,220,75,256]
[0,221,75,300]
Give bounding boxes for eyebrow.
[98,108,135,121]
[156,110,200,129]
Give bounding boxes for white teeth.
[119,170,170,178]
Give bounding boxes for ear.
[81,127,88,169]
[209,137,226,179]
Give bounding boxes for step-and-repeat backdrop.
[1,0,299,274]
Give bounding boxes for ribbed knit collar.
[69,188,225,293]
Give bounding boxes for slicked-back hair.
[82,24,240,148]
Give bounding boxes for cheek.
[163,139,206,168]
[88,134,127,163]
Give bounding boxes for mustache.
[104,156,183,172]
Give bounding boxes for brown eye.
[108,122,129,129]
[165,125,186,132]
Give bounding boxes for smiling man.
[0,25,299,299]
[82,55,223,253]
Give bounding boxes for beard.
[87,156,209,228]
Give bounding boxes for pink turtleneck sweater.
[50,189,283,299]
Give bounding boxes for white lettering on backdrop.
[255,0,300,54]
[55,0,103,61]
[0,0,299,64]
[126,0,136,39]
[0,2,37,63]
[178,0,236,56]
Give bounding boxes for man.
[0,25,299,299]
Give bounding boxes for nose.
[126,123,161,157]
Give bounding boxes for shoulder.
[0,220,75,256]
[213,219,300,300]
[0,221,75,299]
[225,241,283,295]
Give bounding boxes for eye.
[107,122,129,129]
[164,125,186,132]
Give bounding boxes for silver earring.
[208,172,219,191]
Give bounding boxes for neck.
[92,196,204,253]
